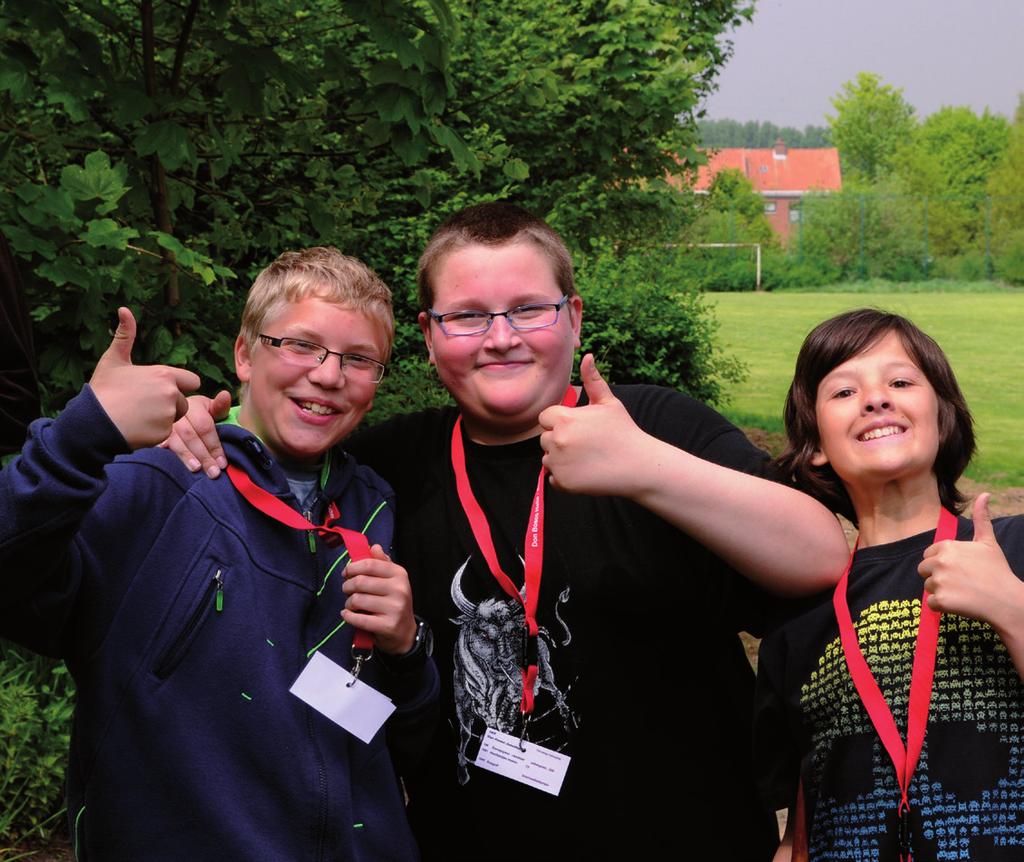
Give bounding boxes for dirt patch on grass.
[741,425,1024,519]
[960,478,1024,518]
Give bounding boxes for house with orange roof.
[689,139,842,241]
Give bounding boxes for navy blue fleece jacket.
[0,387,437,861]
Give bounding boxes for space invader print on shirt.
[800,599,1024,861]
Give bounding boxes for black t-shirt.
[350,385,778,861]
[755,515,1024,862]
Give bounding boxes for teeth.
[299,401,337,416]
[860,425,903,442]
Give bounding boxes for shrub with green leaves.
[3,150,237,411]
[994,229,1024,285]
[0,644,74,845]
[2,0,754,417]
[575,246,745,406]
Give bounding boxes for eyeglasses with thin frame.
[257,335,386,383]
[427,296,570,337]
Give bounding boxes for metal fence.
[691,192,1024,288]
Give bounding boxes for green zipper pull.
[214,569,224,612]
[305,509,316,553]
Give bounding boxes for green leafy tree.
[988,102,1024,282]
[827,72,916,181]
[575,244,745,404]
[892,106,1010,255]
[911,107,1011,198]
[798,180,923,282]
[686,167,774,244]
[1,0,479,410]
[439,0,755,250]
[2,0,755,415]
[699,118,830,148]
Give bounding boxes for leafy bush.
[761,250,839,290]
[932,251,989,282]
[2,0,752,418]
[575,247,746,406]
[796,189,925,282]
[0,644,74,845]
[994,229,1024,285]
[367,345,452,425]
[685,169,776,248]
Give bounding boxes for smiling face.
[418,241,582,444]
[812,331,941,503]
[235,297,388,465]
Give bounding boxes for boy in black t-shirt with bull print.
[167,204,852,861]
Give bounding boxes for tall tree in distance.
[987,94,1024,280]
[892,106,1010,254]
[699,118,830,148]
[686,167,774,244]
[828,72,916,181]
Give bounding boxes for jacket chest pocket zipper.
[153,569,225,680]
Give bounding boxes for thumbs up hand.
[919,494,1024,630]
[89,307,201,450]
[539,354,651,497]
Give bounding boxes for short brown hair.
[416,202,576,311]
[240,247,394,360]
[776,308,975,522]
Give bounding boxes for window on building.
[764,202,777,214]
[789,208,802,223]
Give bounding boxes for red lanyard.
[226,465,373,652]
[832,507,958,862]
[449,387,578,717]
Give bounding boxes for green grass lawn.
[710,291,1024,487]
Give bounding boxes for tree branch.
[453,75,528,112]
[170,0,201,94]
[141,0,180,307]
[0,123,132,155]
[123,244,213,286]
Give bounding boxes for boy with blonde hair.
[0,247,436,860]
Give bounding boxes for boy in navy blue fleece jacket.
[0,248,437,861]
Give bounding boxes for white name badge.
[473,727,571,796]
[289,651,395,744]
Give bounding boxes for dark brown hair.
[776,308,975,522]
[416,202,576,311]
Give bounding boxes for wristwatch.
[377,616,434,672]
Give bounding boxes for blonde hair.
[240,247,394,360]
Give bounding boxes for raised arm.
[1,308,200,651]
[538,355,848,595]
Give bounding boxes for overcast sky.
[703,0,1024,128]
